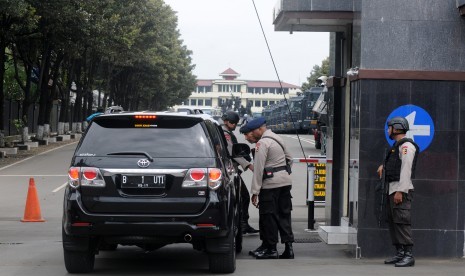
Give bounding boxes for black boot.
[255,247,278,259]
[249,243,266,257]
[395,246,415,267]
[242,221,259,235]
[384,245,404,264]
[279,242,294,259]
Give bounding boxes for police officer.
[221,111,259,235]
[240,117,295,260]
[377,116,419,267]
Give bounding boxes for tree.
[1,0,196,141]
[0,0,37,146]
[301,57,329,91]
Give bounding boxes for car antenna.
[250,0,308,160]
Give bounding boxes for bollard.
[307,163,316,230]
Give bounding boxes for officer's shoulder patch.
[256,142,260,151]
[224,133,231,141]
[402,147,408,155]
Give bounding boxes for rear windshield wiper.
[107,151,154,162]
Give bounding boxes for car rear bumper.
[63,189,229,239]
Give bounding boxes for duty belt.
[270,166,288,173]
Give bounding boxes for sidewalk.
[240,204,464,276]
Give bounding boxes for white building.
[175,68,301,114]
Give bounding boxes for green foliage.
[301,57,330,91]
[1,0,197,129]
[11,118,24,133]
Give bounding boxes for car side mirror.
[232,143,251,159]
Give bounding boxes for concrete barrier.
[59,135,71,141]
[17,144,31,151]
[0,148,18,155]
[24,141,39,148]
[38,140,49,146]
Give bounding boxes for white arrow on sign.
[405,111,430,140]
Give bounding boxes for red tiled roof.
[246,81,299,88]
[197,80,213,86]
[220,68,239,75]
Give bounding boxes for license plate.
[121,175,166,189]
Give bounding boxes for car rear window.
[76,115,214,158]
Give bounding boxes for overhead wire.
[250,0,309,161]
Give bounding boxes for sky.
[163,0,329,87]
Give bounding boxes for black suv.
[62,112,247,273]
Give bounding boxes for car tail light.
[67,167,105,188]
[190,169,206,181]
[208,168,222,190]
[182,168,207,188]
[68,167,80,188]
[182,168,222,190]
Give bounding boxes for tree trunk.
[0,39,6,147]
[36,42,52,140]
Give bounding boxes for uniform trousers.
[240,178,250,221]
[387,190,414,246]
[258,185,294,248]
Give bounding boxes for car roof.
[95,111,220,125]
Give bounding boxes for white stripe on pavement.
[282,135,315,144]
[0,141,78,172]
[0,175,67,177]
[52,182,68,193]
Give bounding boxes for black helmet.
[221,111,240,124]
[387,116,409,131]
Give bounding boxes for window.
[190,99,197,106]
[205,99,212,106]
[198,99,204,106]
[262,101,268,107]
[269,101,275,105]
[255,100,261,107]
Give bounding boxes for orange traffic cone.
[21,177,45,222]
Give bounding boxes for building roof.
[197,80,213,86]
[195,69,300,88]
[246,80,300,89]
[220,68,240,76]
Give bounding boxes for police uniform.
[384,137,419,266]
[221,125,257,234]
[243,120,294,259]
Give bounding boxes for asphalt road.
[0,131,463,276]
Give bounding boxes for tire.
[320,131,327,155]
[235,222,243,253]
[315,138,321,149]
[62,228,95,273]
[99,241,118,251]
[63,249,95,273]
[208,224,236,273]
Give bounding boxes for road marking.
[0,141,78,172]
[52,182,68,193]
[282,135,315,144]
[0,175,67,177]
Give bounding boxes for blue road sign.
[384,105,434,152]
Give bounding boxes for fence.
[2,100,63,136]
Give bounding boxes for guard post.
[295,155,326,231]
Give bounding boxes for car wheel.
[315,138,321,149]
[99,241,118,251]
[208,223,236,273]
[63,249,95,273]
[235,222,243,253]
[62,228,95,273]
